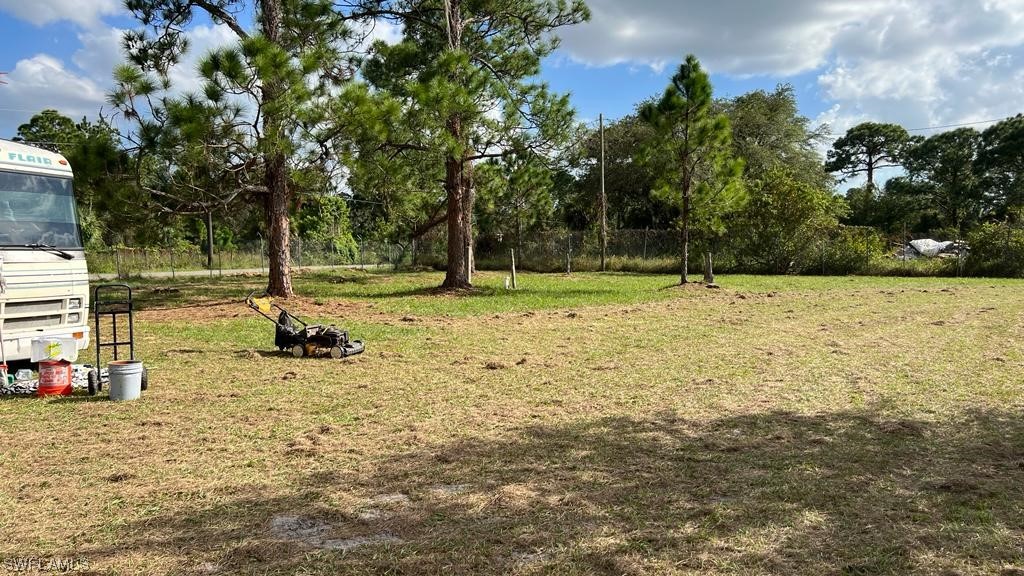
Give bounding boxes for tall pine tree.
[338,0,589,289]
[641,55,745,285]
[119,0,353,296]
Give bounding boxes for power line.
[820,116,1016,138]
[589,113,1018,137]
[906,117,1014,131]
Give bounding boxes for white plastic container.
[108,360,144,401]
[30,337,80,363]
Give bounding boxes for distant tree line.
[7,4,1024,291]
[828,118,1024,238]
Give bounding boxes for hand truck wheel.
[141,367,149,391]
[87,369,100,396]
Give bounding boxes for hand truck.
[88,284,148,395]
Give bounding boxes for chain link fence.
[410,229,683,273]
[87,223,1022,279]
[87,237,400,278]
[410,226,887,276]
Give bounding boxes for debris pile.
[897,239,969,260]
[0,365,109,395]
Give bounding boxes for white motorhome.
[0,139,90,361]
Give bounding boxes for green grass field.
[2,271,1023,575]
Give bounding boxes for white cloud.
[357,18,403,47]
[812,44,1024,190]
[559,0,893,76]
[560,0,1024,77]
[72,26,125,82]
[814,0,1024,130]
[165,24,241,96]
[0,0,122,29]
[0,23,240,137]
[1,54,108,130]
[561,0,1024,169]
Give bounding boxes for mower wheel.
[87,369,100,396]
[291,344,306,358]
[330,346,345,359]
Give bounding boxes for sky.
[1,0,1024,159]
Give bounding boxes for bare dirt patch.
[268,515,401,551]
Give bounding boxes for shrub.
[964,221,1024,277]
[800,226,887,275]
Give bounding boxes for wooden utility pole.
[599,113,608,272]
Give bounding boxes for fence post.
[956,231,964,278]
[170,249,175,280]
[643,228,648,260]
[566,232,572,275]
[259,234,265,274]
[466,236,472,285]
[511,248,517,289]
[359,241,365,270]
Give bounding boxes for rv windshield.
[0,170,82,249]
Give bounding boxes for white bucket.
[108,360,144,401]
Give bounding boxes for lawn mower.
[246,291,365,359]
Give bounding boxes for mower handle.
[244,290,308,328]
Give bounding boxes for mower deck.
[246,292,365,360]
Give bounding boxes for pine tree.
[339,0,589,289]
[119,0,353,296]
[641,55,745,285]
[825,122,915,191]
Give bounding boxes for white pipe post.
[511,248,517,289]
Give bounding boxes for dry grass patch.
[1,273,1023,575]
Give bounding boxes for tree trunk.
[265,152,293,297]
[204,209,214,270]
[703,250,715,285]
[440,0,473,290]
[261,0,293,298]
[261,1,292,297]
[680,191,691,285]
[442,148,473,289]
